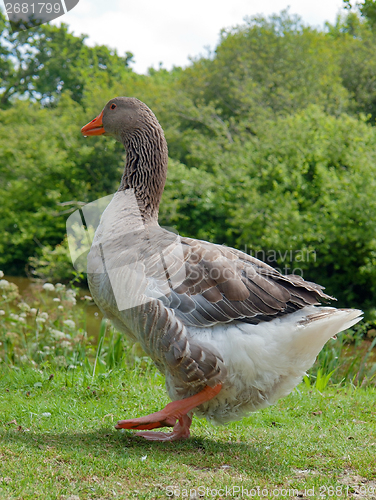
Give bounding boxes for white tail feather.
[291,307,363,364]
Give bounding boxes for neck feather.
[119,121,168,222]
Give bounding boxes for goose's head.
[81,97,168,219]
[81,97,159,143]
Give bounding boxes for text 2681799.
[5,3,61,14]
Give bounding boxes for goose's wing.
[157,234,333,327]
[89,225,333,389]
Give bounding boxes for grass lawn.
[0,367,375,500]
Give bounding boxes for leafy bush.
[27,237,77,283]
[2,10,376,316]
[0,274,155,376]
[160,107,376,311]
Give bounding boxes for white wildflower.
[57,305,64,311]
[30,308,37,315]
[84,296,92,301]
[9,313,19,321]
[60,341,71,349]
[63,319,75,329]
[42,283,55,292]
[36,317,46,324]
[18,317,26,323]
[0,280,9,289]
[54,356,67,366]
[66,289,77,305]
[53,297,61,302]
[55,283,65,291]
[18,302,30,312]
[43,346,51,352]
[0,271,4,278]
[50,329,65,339]
[20,355,28,363]
[40,312,49,320]
[19,312,27,318]
[0,310,5,316]
[41,412,51,417]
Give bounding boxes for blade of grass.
[92,319,107,378]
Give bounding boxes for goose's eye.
[110,103,117,110]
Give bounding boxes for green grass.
[0,367,375,499]
[1,277,376,498]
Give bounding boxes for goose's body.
[82,97,362,440]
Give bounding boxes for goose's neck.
[119,125,168,223]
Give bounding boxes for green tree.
[0,94,124,273]
[2,8,376,317]
[326,10,376,121]
[344,0,376,26]
[0,18,133,106]
[179,12,348,125]
[187,107,376,311]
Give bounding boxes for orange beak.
[81,111,105,136]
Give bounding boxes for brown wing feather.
[166,237,333,327]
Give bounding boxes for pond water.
[4,276,103,339]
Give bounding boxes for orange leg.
[115,384,221,441]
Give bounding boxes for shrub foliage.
[1,8,376,314]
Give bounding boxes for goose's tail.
[273,306,364,380]
[299,307,363,331]
[296,306,363,352]
[260,306,363,406]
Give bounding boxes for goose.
[81,97,362,441]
